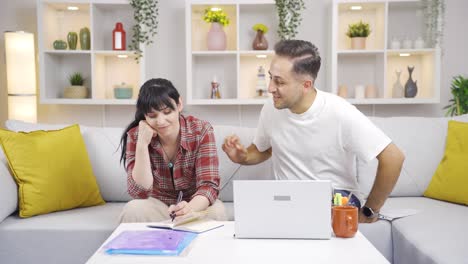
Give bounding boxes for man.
[222,40,405,223]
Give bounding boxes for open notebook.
[147,211,224,233]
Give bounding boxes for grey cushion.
[359,220,393,263]
[381,197,468,264]
[0,203,124,264]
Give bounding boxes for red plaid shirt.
[125,115,220,206]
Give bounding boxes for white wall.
[1,0,467,129]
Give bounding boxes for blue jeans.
[333,189,361,208]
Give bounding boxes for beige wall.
[1,0,467,129]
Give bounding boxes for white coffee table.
[86,221,389,264]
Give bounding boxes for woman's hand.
[168,201,194,221]
[137,120,156,146]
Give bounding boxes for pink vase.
[207,22,226,50]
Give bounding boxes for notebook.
[147,210,224,233]
[103,229,197,256]
[233,180,332,239]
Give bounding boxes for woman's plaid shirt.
[125,115,220,206]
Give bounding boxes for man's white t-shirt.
[253,89,391,199]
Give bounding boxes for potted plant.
[346,20,371,49]
[444,75,468,116]
[252,23,269,50]
[64,72,87,99]
[203,8,230,50]
[129,0,159,62]
[275,0,306,40]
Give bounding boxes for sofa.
[1,115,467,264]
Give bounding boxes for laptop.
[233,180,332,239]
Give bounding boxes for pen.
[171,190,183,222]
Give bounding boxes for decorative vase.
[53,40,67,50]
[351,37,366,49]
[79,27,91,50]
[404,66,418,98]
[414,37,425,49]
[252,30,268,50]
[402,36,412,49]
[338,85,348,98]
[206,22,226,51]
[67,32,78,50]
[392,70,404,98]
[390,37,401,49]
[354,84,365,99]
[365,85,377,98]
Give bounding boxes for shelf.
[190,4,237,51]
[189,98,268,105]
[38,0,146,105]
[337,2,385,50]
[331,0,440,105]
[186,0,277,105]
[94,53,141,100]
[43,52,91,99]
[192,51,238,56]
[44,50,91,54]
[92,3,134,51]
[337,49,385,55]
[347,98,440,105]
[41,98,136,105]
[40,2,91,50]
[238,3,278,51]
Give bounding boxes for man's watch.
[362,206,378,218]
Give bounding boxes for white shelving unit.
[37,0,145,105]
[185,0,279,105]
[331,0,441,104]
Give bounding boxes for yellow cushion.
[424,120,468,205]
[0,124,105,218]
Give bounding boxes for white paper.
[378,208,421,221]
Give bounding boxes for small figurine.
[210,75,221,99]
[255,66,268,97]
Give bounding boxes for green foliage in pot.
[275,0,306,40]
[129,0,159,62]
[346,21,371,38]
[421,0,445,48]
[252,23,269,33]
[444,75,468,116]
[203,8,230,27]
[69,72,84,86]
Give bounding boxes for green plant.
[444,75,468,116]
[346,21,371,38]
[203,8,230,26]
[68,72,84,86]
[252,23,269,33]
[275,0,305,40]
[421,0,445,48]
[129,0,159,62]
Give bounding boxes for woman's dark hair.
[119,78,180,166]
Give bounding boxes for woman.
[119,78,226,223]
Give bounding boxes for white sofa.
[1,115,467,264]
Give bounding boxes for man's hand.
[358,210,378,223]
[137,120,156,146]
[222,135,248,164]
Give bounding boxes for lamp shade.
[4,31,37,122]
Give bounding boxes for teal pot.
[53,40,67,50]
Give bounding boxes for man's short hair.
[274,40,321,80]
